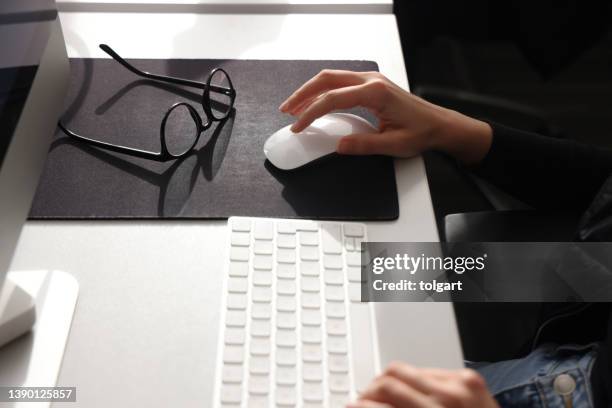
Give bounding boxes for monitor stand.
[0,271,78,396]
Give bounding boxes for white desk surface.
[57,0,393,14]
[10,12,450,408]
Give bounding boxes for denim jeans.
[468,343,599,408]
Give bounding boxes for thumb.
[336,131,401,156]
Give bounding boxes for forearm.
[433,114,612,211]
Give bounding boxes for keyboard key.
[276,347,297,366]
[229,261,249,277]
[224,328,245,345]
[302,326,322,344]
[321,224,343,254]
[248,374,269,395]
[345,236,366,252]
[250,320,271,337]
[300,231,319,246]
[327,335,348,354]
[277,248,296,264]
[231,232,250,247]
[276,329,297,347]
[254,220,274,240]
[302,362,323,381]
[343,223,364,237]
[220,384,242,404]
[225,310,246,327]
[277,233,296,248]
[249,356,270,375]
[325,285,345,302]
[326,319,347,336]
[297,221,318,231]
[302,343,323,363]
[346,237,364,252]
[250,338,270,356]
[247,395,269,408]
[301,293,321,309]
[223,345,244,364]
[329,374,350,393]
[347,238,365,253]
[222,363,243,383]
[301,309,322,326]
[328,353,349,373]
[349,282,362,302]
[303,382,324,403]
[276,263,296,279]
[326,302,346,318]
[253,271,273,286]
[324,269,344,285]
[252,286,272,303]
[344,237,357,252]
[276,366,297,385]
[276,295,296,312]
[227,294,247,310]
[275,385,296,406]
[276,279,296,295]
[253,255,273,270]
[300,261,320,276]
[231,218,251,232]
[276,311,297,329]
[323,254,343,270]
[277,222,297,234]
[346,252,361,267]
[253,240,273,255]
[329,392,350,408]
[230,246,249,262]
[251,303,271,320]
[300,246,319,261]
[227,277,248,293]
[301,276,320,293]
[347,266,362,283]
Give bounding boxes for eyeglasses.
[58,44,236,162]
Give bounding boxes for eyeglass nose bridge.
[160,102,209,159]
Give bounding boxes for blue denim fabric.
[468,343,598,408]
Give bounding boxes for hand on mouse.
[347,362,499,408]
[279,70,492,165]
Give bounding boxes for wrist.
[433,109,493,165]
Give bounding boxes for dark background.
[395,0,612,235]
[394,1,612,362]
[396,0,612,147]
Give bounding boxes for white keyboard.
[213,217,379,408]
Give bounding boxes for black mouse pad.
[29,58,399,220]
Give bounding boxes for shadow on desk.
[0,332,33,385]
[264,154,398,221]
[49,110,235,218]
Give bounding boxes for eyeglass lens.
[163,104,200,157]
[209,70,233,120]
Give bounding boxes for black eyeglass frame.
[58,43,236,162]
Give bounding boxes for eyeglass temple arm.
[58,122,166,162]
[99,44,233,96]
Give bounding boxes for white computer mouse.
[264,113,377,170]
